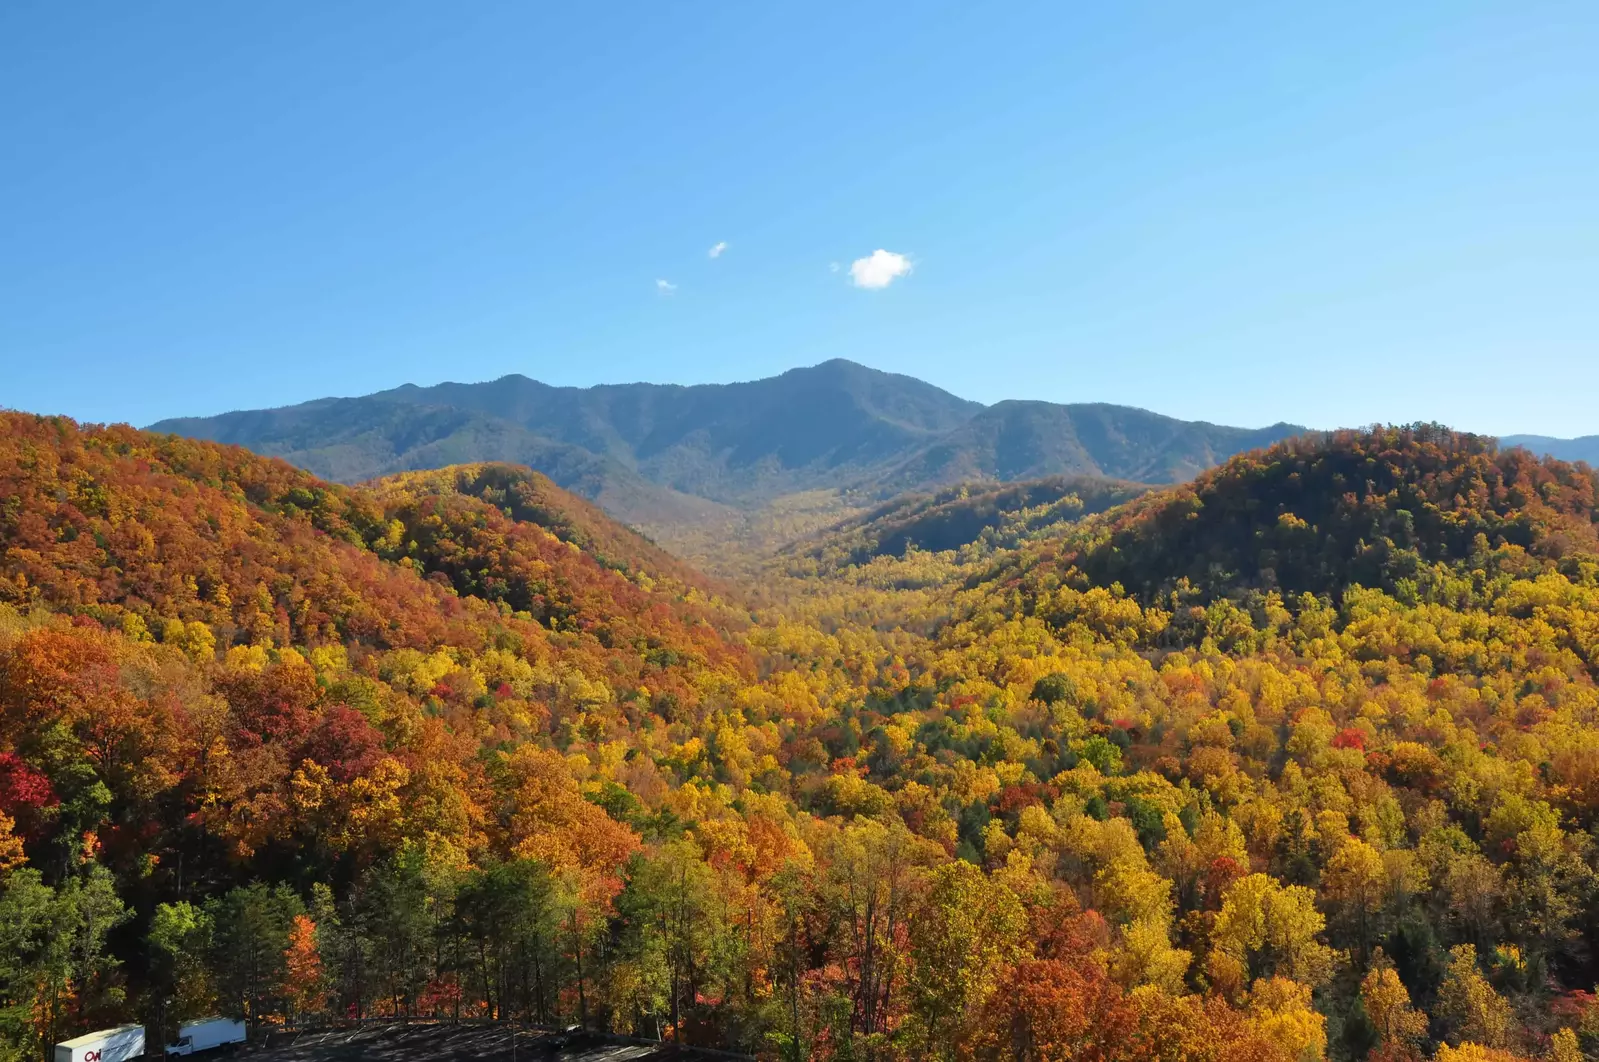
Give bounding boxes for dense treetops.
[1059,424,1599,605]
[3,413,468,648]
[368,463,715,592]
[3,414,1599,1062]
[0,413,745,675]
[791,475,1149,571]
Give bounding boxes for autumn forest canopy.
[4,411,1599,1062]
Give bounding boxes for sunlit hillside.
[3,416,1598,1061]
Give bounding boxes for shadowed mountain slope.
[794,475,1152,570]
[877,400,1302,491]
[997,424,1599,608]
[149,397,729,531]
[365,463,722,595]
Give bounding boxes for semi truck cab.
[165,1019,246,1056]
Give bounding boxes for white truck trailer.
[165,1019,246,1056]
[54,1025,145,1062]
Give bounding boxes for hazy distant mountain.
[877,400,1303,492]
[1501,434,1599,465]
[151,396,733,528]
[149,360,1306,529]
[364,359,985,503]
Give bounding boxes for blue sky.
[2,2,1596,436]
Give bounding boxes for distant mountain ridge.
[149,359,1305,531]
[877,399,1300,490]
[1501,434,1599,466]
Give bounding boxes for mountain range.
[149,360,1598,550]
[150,359,1305,533]
[1500,433,1599,465]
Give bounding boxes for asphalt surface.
[245,1023,748,1062]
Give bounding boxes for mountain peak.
[791,357,868,375]
[148,362,1309,536]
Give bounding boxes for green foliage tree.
[906,861,1024,1058]
[0,866,127,1062]
[614,840,724,1042]
[148,902,216,1041]
[205,884,303,1029]
[455,859,566,1023]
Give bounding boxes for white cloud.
[655,278,677,293]
[848,249,912,289]
[708,241,729,259]
[828,262,841,273]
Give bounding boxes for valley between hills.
[2,372,1599,1061]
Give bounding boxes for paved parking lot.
[249,1023,748,1062]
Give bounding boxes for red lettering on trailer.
[85,1052,101,1061]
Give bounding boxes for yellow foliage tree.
[1246,977,1327,1062]
[1360,951,1427,1050]
[1208,874,1335,998]
[1436,944,1514,1049]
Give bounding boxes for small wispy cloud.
[708,241,729,259]
[848,249,913,290]
[828,262,841,273]
[655,278,677,294]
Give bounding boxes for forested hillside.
[3,416,1599,1062]
[789,475,1150,571]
